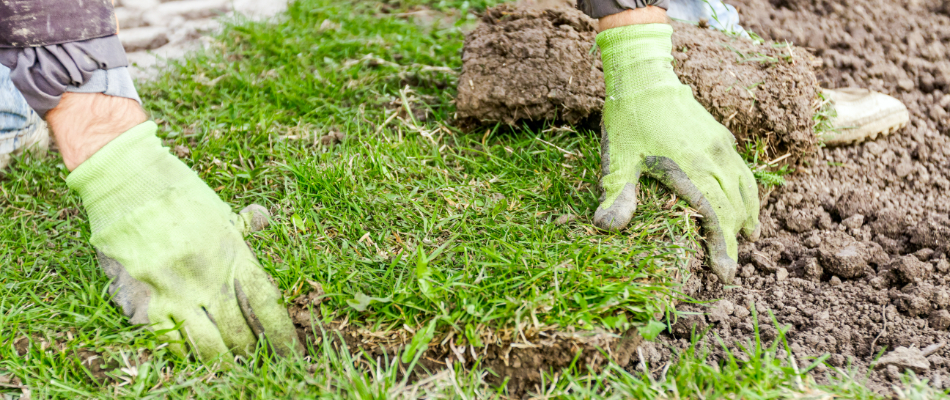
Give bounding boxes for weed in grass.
[813,90,838,145]
[740,137,792,189]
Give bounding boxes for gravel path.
[115,0,289,80]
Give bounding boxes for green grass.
[813,90,838,145]
[0,0,930,397]
[138,0,698,338]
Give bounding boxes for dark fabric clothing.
[577,0,669,19]
[0,0,124,116]
[0,36,129,117]
[0,0,117,47]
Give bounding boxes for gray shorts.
[0,0,139,118]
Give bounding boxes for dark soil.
[651,0,950,394]
[672,22,822,164]
[457,4,822,164]
[455,4,605,126]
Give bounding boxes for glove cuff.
[596,24,678,97]
[66,121,197,232]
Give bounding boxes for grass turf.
[0,0,933,397]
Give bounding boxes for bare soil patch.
[653,0,950,393]
[455,5,605,126]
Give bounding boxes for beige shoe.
[821,87,910,146]
[0,111,50,170]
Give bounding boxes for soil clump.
[457,4,822,163]
[455,5,605,126]
[671,22,822,164]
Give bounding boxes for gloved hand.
[594,24,759,284]
[66,121,300,361]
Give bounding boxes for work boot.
[0,110,50,170]
[821,87,909,146]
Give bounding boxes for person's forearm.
[46,93,148,171]
[598,5,669,32]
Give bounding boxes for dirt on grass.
[456,3,823,164]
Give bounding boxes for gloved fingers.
[742,219,762,242]
[233,204,271,237]
[594,127,644,232]
[177,308,232,363]
[207,292,258,359]
[642,156,738,284]
[594,180,641,232]
[235,266,303,356]
[712,163,750,229]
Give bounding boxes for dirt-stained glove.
[594,24,759,284]
[66,121,300,361]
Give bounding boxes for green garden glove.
[66,121,300,361]
[594,24,759,284]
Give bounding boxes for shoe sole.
[821,109,910,147]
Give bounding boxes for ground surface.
[456,0,950,393]
[2,0,701,397]
[654,0,950,394]
[0,0,947,398]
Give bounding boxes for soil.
[455,5,605,126]
[457,4,822,163]
[649,0,950,394]
[672,22,822,164]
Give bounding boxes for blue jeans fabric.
[668,0,749,38]
[0,63,35,154]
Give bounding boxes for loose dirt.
[651,0,950,393]
[457,4,823,163]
